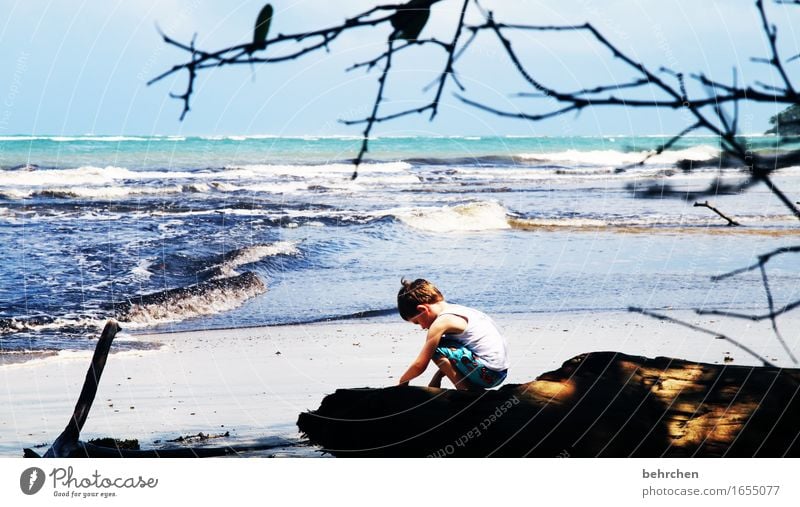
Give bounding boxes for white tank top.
[440,304,509,371]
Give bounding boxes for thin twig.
[712,246,800,281]
[759,263,798,363]
[629,308,775,367]
[428,0,470,120]
[351,39,397,177]
[755,0,796,96]
[693,201,741,226]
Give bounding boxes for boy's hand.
[398,314,464,387]
[398,380,410,387]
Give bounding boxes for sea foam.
[518,145,719,166]
[114,271,267,325]
[204,241,300,279]
[396,201,511,232]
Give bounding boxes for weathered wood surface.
[297,351,800,457]
[40,320,120,458]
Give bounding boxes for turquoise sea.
[1,135,798,360]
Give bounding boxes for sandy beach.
[3,137,798,460]
[2,309,795,458]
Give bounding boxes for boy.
[397,278,509,390]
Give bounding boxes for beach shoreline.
[2,308,796,457]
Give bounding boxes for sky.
[0,0,798,137]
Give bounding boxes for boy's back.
[438,303,509,371]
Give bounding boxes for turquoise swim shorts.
[433,343,507,389]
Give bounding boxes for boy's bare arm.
[398,314,467,385]
[397,335,439,385]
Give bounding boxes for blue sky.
[0,0,798,136]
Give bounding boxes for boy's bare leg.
[433,356,474,391]
[428,369,445,388]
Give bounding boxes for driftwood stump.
[37,320,120,458]
[297,351,800,457]
[24,319,303,458]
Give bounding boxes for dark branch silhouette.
[712,246,800,281]
[343,0,471,176]
[688,245,800,364]
[693,201,741,226]
[152,1,800,363]
[152,0,800,216]
[629,307,776,367]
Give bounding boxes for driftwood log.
[297,351,800,457]
[34,320,120,458]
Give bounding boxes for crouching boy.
[397,278,509,390]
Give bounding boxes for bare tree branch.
[755,0,796,96]
[350,38,396,178]
[758,263,797,364]
[628,307,776,367]
[712,246,800,281]
[152,0,800,221]
[693,201,741,226]
[458,8,800,216]
[345,0,471,175]
[428,0,470,120]
[515,78,651,99]
[692,244,800,364]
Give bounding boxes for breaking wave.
[0,315,106,335]
[517,145,719,166]
[203,241,301,279]
[394,201,511,232]
[113,271,267,326]
[0,162,419,201]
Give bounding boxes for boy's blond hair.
[397,278,444,320]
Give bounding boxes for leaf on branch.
[390,0,433,41]
[252,4,274,51]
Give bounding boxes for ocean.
[1,134,798,361]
